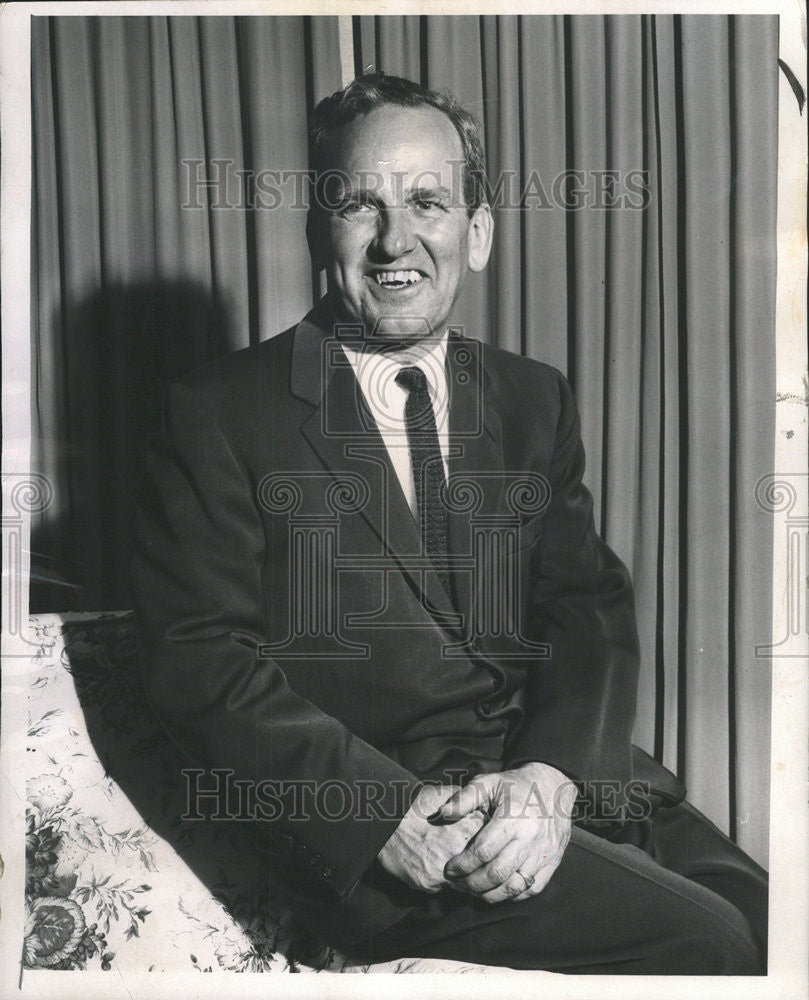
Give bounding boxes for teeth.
[373,270,423,286]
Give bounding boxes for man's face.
[309,105,493,343]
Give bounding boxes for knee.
[673,914,763,975]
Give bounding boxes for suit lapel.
[291,307,460,627]
[446,335,506,630]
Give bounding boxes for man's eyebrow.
[405,185,452,202]
[341,183,453,198]
[334,181,374,197]
[330,182,455,206]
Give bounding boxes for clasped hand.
[378,763,576,904]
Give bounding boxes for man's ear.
[467,203,494,273]
[306,209,327,270]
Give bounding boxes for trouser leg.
[645,800,768,963]
[349,822,764,975]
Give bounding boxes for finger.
[509,868,552,900]
[444,818,515,879]
[481,843,554,904]
[510,849,565,901]
[478,862,540,905]
[440,813,488,865]
[432,780,490,823]
[450,837,528,895]
[453,810,487,844]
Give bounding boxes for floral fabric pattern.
[24,613,520,976]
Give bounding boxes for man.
[132,74,767,974]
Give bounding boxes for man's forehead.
[325,104,464,171]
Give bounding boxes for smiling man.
[132,74,768,975]
[307,99,492,345]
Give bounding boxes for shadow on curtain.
[31,14,342,606]
[31,14,777,866]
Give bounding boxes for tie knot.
[395,366,429,396]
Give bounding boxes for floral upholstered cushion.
[25,612,540,977]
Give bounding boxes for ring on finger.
[515,869,535,891]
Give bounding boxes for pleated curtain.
[31,15,777,866]
[32,16,343,615]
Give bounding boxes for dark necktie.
[395,366,451,598]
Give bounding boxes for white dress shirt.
[341,334,450,514]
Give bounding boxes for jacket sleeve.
[130,381,421,899]
[504,369,640,814]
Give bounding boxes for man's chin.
[362,314,443,346]
[326,296,446,346]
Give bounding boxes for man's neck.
[362,332,448,367]
[325,300,448,366]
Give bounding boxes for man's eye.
[411,198,447,214]
[338,201,378,218]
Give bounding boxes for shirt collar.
[341,332,449,407]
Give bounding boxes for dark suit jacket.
[132,303,653,947]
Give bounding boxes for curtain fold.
[31,14,777,866]
[31,15,342,609]
[354,14,776,865]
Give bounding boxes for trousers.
[348,800,768,975]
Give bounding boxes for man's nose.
[373,207,417,260]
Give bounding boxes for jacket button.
[321,865,336,879]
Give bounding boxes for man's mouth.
[371,270,425,288]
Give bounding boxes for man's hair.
[308,73,489,213]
